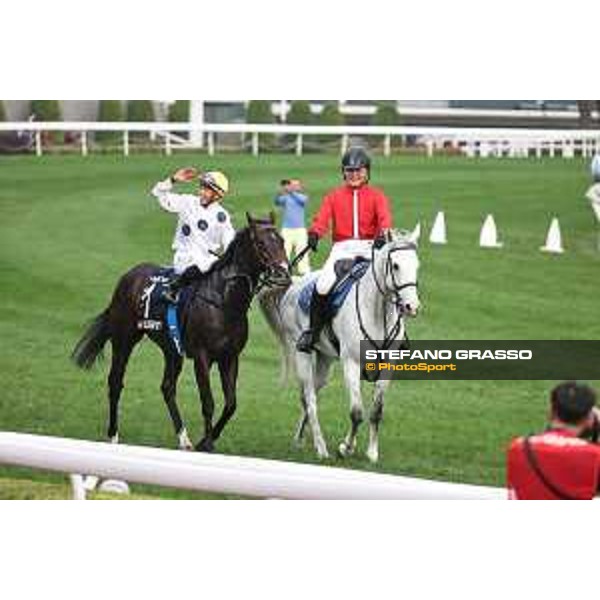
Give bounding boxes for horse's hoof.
[366,448,379,464]
[316,446,330,460]
[196,438,215,453]
[178,429,193,451]
[337,441,354,458]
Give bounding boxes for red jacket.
[507,429,600,500]
[309,184,393,242]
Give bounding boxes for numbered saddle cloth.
[137,268,191,355]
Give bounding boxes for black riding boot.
[163,266,202,303]
[296,291,329,353]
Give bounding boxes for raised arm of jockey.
[151,178,188,213]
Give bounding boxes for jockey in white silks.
[151,168,235,302]
[296,147,394,353]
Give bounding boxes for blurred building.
[2,100,594,129]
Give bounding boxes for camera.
[581,412,600,444]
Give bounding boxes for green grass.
[0,153,598,496]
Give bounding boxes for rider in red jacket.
[507,381,600,500]
[296,147,393,353]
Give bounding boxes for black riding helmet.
[341,146,371,179]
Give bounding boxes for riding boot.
[163,266,202,303]
[296,291,330,353]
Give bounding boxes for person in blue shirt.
[274,178,311,275]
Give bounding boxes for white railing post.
[123,130,129,157]
[35,131,42,156]
[69,474,87,500]
[81,131,88,157]
[426,138,434,158]
[296,133,303,156]
[341,134,349,155]
[207,132,215,156]
[165,132,172,156]
[384,133,391,157]
[252,131,259,156]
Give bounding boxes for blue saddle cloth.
[138,267,192,356]
[298,259,370,317]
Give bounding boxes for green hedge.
[127,100,155,122]
[31,100,62,143]
[246,100,275,150]
[126,100,155,142]
[287,100,312,125]
[374,102,399,126]
[168,100,189,122]
[96,100,124,143]
[317,102,343,144]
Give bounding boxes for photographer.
[507,381,600,500]
[274,178,311,276]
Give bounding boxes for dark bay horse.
[72,213,290,452]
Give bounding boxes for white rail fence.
[1,121,600,159]
[0,432,505,500]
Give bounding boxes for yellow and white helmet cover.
[200,171,230,198]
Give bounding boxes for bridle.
[355,241,418,351]
[245,224,290,295]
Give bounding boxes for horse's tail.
[257,285,293,386]
[71,308,111,370]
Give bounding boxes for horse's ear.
[408,223,421,245]
[246,212,253,225]
[269,211,276,224]
[386,229,394,243]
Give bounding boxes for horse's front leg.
[159,346,190,450]
[212,354,239,442]
[367,378,390,463]
[338,357,364,458]
[193,353,216,452]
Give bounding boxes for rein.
[354,242,417,351]
[201,226,286,306]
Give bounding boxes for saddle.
[137,268,192,356]
[298,257,370,319]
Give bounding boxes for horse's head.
[373,229,421,317]
[245,212,291,287]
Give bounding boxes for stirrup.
[162,286,179,304]
[296,330,316,353]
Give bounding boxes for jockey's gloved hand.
[307,232,319,251]
[373,233,387,250]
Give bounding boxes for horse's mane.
[204,217,276,275]
[204,226,249,275]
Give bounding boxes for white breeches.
[315,239,373,295]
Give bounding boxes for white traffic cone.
[410,221,421,243]
[429,211,447,244]
[479,214,503,248]
[540,217,564,254]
